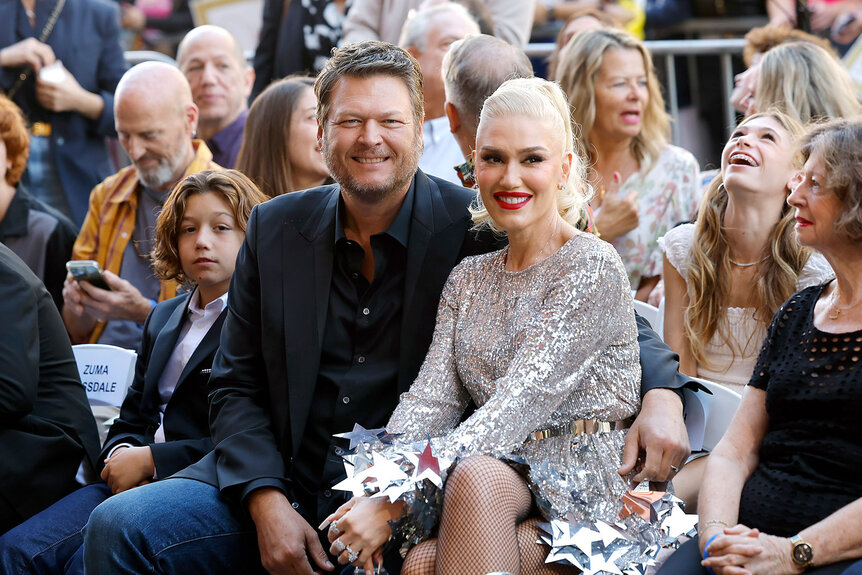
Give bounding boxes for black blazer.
[100,292,225,479]
[0,244,100,529]
[178,171,692,500]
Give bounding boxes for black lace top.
[738,282,862,536]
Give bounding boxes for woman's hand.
[320,497,403,575]
[702,526,803,575]
[594,190,639,242]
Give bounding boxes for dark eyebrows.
[478,145,549,154]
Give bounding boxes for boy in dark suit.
[0,170,267,574]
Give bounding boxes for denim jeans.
[22,135,72,221]
[83,478,265,574]
[0,482,111,575]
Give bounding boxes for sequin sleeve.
[433,237,639,460]
[387,264,473,439]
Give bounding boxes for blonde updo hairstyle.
[469,77,590,233]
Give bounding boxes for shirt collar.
[207,109,247,157]
[423,115,453,146]
[334,177,415,249]
[188,288,228,318]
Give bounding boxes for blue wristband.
[702,533,721,575]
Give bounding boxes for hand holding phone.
[66,260,112,291]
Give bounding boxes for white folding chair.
[72,344,137,444]
[683,377,742,452]
[634,299,662,337]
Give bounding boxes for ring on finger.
[670,464,680,473]
[329,520,340,536]
[333,539,346,553]
[346,544,359,563]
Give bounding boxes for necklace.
[827,288,862,320]
[729,256,767,267]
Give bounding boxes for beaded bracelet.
[699,519,729,535]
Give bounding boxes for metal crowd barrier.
[525,38,747,145]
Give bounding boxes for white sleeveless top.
[660,223,834,394]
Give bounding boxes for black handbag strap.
[6,0,67,99]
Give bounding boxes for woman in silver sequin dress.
[324,77,641,575]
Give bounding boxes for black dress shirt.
[293,183,414,521]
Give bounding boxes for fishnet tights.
[402,455,574,575]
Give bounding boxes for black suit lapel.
[285,189,338,455]
[398,172,466,393]
[143,296,189,409]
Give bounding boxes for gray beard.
[322,138,423,205]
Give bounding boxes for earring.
[557,183,566,191]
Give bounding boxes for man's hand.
[248,487,334,575]
[0,38,55,73]
[77,270,154,325]
[595,190,639,242]
[619,388,690,483]
[101,445,155,494]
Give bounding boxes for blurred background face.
[179,30,251,131]
[560,15,604,47]
[288,87,329,189]
[591,48,648,143]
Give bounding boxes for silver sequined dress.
[388,232,641,523]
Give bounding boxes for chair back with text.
[72,344,137,407]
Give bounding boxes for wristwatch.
[790,535,814,569]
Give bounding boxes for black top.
[294,184,413,520]
[739,282,862,536]
[0,243,100,531]
[0,186,77,311]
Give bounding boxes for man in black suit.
[0,243,100,533]
[84,41,691,575]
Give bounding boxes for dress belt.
[525,417,633,443]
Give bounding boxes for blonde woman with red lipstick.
[555,28,701,303]
[320,77,641,575]
[661,112,832,397]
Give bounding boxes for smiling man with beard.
[62,62,220,350]
[82,41,494,575]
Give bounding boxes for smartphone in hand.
[66,260,112,291]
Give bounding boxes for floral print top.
[597,145,701,289]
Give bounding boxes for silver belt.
[525,417,632,443]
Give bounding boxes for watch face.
[793,541,813,564]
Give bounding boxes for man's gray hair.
[442,34,533,134]
[399,2,478,52]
